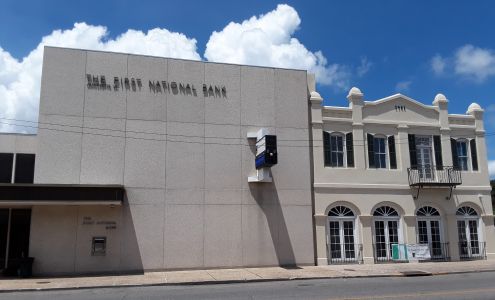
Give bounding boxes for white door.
[374,219,399,260]
[457,219,480,257]
[417,219,443,257]
[416,136,433,179]
[328,219,356,262]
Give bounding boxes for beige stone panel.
[39,47,86,116]
[205,143,241,189]
[164,204,204,268]
[126,188,165,205]
[122,204,164,270]
[127,55,167,121]
[84,51,128,119]
[166,59,205,123]
[274,69,308,129]
[34,114,82,184]
[277,205,314,265]
[204,189,242,205]
[241,204,279,266]
[240,66,275,127]
[204,63,241,125]
[204,205,242,268]
[29,206,78,275]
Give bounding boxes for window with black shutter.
[0,153,14,183]
[433,135,443,170]
[14,154,35,183]
[388,135,397,169]
[323,131,331,167]
[450,138,459,169]
[346,132,354,167]
[408,134,417,168]
[367,133,375,168]
[470,139,478,171]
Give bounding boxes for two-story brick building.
[309,81,494,265]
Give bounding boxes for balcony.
[407,165,462,187]
[459,241,486,261]
[373,243,450,263]
[328,244,363,264]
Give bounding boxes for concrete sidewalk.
[1,260,495,292]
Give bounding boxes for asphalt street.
[4,271,495,300]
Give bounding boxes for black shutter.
[470,139,478,171]
[433,135,443,170]
[346,132,354,167]
[408,134,417,168]
[323,131,331,167]
[388,135,397,169]
[367,133,375,168]
[451,138,459,169]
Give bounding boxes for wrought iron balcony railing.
[407,165,462,187]
[328,243,363,264]
[459,241,486,261]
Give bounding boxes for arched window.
[327,206,358,263]
[416,206,440,216]
[373,206,398,217]
[329,206,354,217]
[456,206,482,259]
[456,206,478,217]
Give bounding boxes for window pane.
[0,153,14,183]
[14,154,35,184]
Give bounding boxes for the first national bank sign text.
[86,74,227,98]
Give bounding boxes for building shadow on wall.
[248,141,298,268]
[120,194,144,274]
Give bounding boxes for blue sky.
[0,0,494,176]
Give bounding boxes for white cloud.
[204,4,350,89]
[431,45,495,82]
[0,22,200,133]
[395,80,412,92]
[431,54,446,75]
[357,57,372,77]
[489,160,495,179]
[454,45,495,82]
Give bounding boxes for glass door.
[0,208,32,276]
[417,219,442,257]
[458,219,480,257]
[374,219,399,260]
[0,209,9,272]
[416,136,433,180]
[328,220,356,262]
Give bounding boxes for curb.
[1,268,494,293]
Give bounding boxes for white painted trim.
[313,182,491,191]
[364,93,436,110]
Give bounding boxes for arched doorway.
[456,206,485,260]
[416,206,448,260]
[373,206,401,262]
[327,206,360,264]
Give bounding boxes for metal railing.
[328,244,363,264]
[372,243,408,263]
[427,242,450,261]
[459,241,487,260]
[372,242,450,263]
[407,165,462,187]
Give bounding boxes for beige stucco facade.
[0,47,315,276]
[309,80,494,265]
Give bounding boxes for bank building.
[0,47,493,276]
